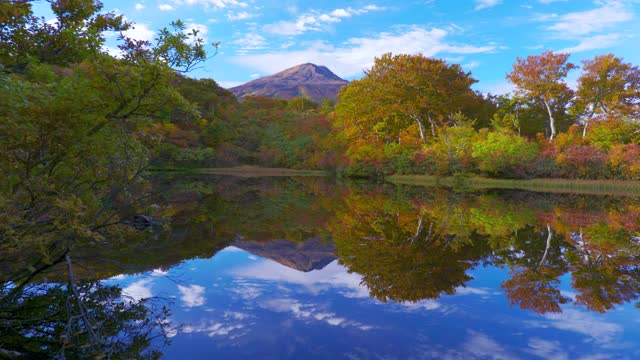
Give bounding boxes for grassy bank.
[189,166,328,177]
[387,174,640,196]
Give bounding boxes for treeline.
[150,88,337,170]
[331,52,640,179]
[158,52,640,180]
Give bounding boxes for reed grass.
[387,174,640,196]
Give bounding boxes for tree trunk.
[428,115,436,138]
[412,115,426,144]
[582,120,588,138]
[542,99,556,141]
[538,224,553,269]
[66,254,100,346]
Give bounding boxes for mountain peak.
[229,63,348,103]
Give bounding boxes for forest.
[142,50,640,181]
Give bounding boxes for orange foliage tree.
[574,54,640,137]
[507,51,576,141]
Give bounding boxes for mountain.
[229,63,349,103]
[232,237,336,272]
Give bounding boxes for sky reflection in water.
[109,242,640,360]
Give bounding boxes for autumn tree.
[573,53,640,137]
[335,53,479,145]
[507,51,576,140]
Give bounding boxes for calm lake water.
[8,175,640,359]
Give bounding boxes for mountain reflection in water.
[3,175,640,359]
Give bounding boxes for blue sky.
[33,0,640,94]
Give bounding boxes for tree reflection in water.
[0,255,173,359]
[3,175,640,357]
[325,186,640,314]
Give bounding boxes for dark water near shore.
[7,175,640,359]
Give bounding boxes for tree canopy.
[507,51,576,140]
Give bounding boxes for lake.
[5,174,640,359]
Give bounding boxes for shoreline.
[153,166,328,177]
[387,174,640,196]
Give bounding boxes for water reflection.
[3,175,640,358]
[0,257,173,359]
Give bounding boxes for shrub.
[423,124,478,176]
[382,143,422,175]
[472,130,539,177]
[586,117,639,150]
[609,144,640,180]
[555,145,609,179]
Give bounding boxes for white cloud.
[227,11,255,21]
[526,309,623,344]
[331,9,351,18]
[543,1,633,37]
[454,286,495,296]
[232,260,370,298]
[170,0,248,9]
[464,330,517,359]
[559,33,623,53]
[45,18,59,27]
[151,268,169,277]
[263,5,386,36]
[263,15,319,36]
[233,26,495,79]
[364,5,385,11]
[220,246,244,252]
[185,22,209,42]
[526,338,569,360]
[577,354,615,360]
[177,284,206,307]
[475,0,503,10]
[539,0,568,3]
[432,331,516,358]
[396,299,442,311]
[135,3,145,10]
[183,320,245,337]
[261,298,372,330]
[231,32,267,52]
[123,23,155,42]
[462,61,480,69]
[224,311,250,320]
[218,80,244,88]
[158,4,175,11]
[123,278,154,300]
[229,280,263,300]
[478,81,514,95]
[319,14,341,23]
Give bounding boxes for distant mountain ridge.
[229,63,349,103]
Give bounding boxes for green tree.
[0,0,211,293]
[0,0,129,68]
[336,53,479,145]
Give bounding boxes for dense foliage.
[1,0,209,357]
